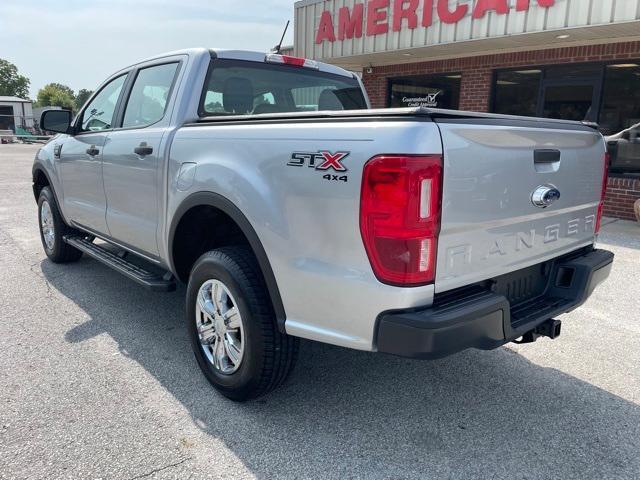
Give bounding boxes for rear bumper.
[375,248,614,359]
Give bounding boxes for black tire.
[37,187,83,263]
[186,247,299,401]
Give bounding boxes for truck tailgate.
[434,118,606,293]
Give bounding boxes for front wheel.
[186,247,299,401]
[37,187,83,263]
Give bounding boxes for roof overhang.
[329,22,640,71]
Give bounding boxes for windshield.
[199,59,367,116]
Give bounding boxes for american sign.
[315,0,556,44]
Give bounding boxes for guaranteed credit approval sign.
[314,0,556,44]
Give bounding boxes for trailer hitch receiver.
[514,319,562,344]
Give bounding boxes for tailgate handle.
[534,149,561,164]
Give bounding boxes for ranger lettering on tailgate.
[444,215,597,275]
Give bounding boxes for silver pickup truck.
[33,48,613,400]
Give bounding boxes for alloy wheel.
[195,279,245,374]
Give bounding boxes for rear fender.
[168,191,287,331]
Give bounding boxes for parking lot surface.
[1,144,639,479]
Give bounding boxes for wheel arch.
[32,163,54,201]
[32,163,70,225]
[169,191,287,331]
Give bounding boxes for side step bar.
[63,235,176,292]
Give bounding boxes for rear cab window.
[199,59,366,116]
[122,62,179,128]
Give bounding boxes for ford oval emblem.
[531,185,561,208]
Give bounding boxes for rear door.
[434,117,606,293]
[101,60,181,256]
[59,73,128,233]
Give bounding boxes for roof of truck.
[124,48,356,79]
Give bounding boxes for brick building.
[294,0,640,220]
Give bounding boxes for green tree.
[75,88,93,110]
[36,83,76,110]
[0,59,30,99]
[47,83,75,98]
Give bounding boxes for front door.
[102,62,180,256]
[59,74,128,234]
[57,132,110,232]
[540,78,601,123]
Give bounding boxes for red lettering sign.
[367,0,390,36]
[393,0,419,31]
[437,0,468,24]
[422,0,434,28]
[314,0,556,44]
[338,4,364,40]
[473,0,509,19]
[315,10,335,44]
[516,0,555,11]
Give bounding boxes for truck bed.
[174,107,606,348]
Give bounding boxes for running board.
[63,235,176,292]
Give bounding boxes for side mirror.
[41,109,73,134]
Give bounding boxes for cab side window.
[122,63,179,128]
[80,74,127,132]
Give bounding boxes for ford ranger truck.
[33,49,614,401]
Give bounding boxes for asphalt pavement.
[1,143,639,479]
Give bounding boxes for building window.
[389,73,461,109]
[541,83,598,122]
[493,70,542,117]
[493,60,640,174]
[600,63,640,135]
[602,63,640,174]
[493,61,640,130]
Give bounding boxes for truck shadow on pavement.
[42,258,640,480]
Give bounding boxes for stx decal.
[316,0,556,44]
[288,151,350,172]
[288,151,350,182]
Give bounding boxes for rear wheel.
[37,187,84,263]
[186,247,298,401]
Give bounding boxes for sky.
[0,0,296,99]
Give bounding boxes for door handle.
[86,146,99,156]
[134,142,153,156]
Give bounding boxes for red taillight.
[595,152,610,234]
[360,155,442,286]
